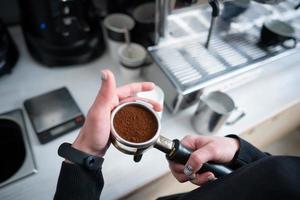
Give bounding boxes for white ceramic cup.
[136,85,165,119]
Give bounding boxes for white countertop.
[0,26,300,200]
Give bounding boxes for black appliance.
[0,0,20,25]
[0,19,19,77]
[18,0,106,66]
[24,87,85,144]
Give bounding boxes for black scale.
[24,87,85,144]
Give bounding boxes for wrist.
[58,143,104,171]
[72,139,105,157]
[230,138,240,155]
[225,134,241,162]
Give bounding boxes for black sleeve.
[54,162,104,200]
[226,134,270,170]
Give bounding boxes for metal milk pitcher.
[191,91,245,135]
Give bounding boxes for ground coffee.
[113,104,158,143]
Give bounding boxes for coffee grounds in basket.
[113,104,158,143]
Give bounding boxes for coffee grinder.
[18,0,106,66]
[111,102,232,178]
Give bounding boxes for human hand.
[168,135,239,186]
[71,69,162,157]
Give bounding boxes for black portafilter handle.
[167,139,233,178]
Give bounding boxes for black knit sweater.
[54,136,300,200]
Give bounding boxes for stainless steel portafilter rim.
[110,101,161,154]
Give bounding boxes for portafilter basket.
[110,101,161,156]
[110,101,232,178]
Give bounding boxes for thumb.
[93,69,116,109]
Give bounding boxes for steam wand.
[205,0,221,49]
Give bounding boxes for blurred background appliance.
[107,0,157,47]
[17,0,106,66]
[0,0,20,25]
[0,19,19,77]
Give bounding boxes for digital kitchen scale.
[24,87,85,144]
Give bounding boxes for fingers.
[169,161,185,173]
[183,146,215,176]
[181,135,211,150]
[169,161,216,186]
[190,172,216,186]
[92,69,117,111]
[169,161,189,183]
[178,135,218,183]
[171,171,189,183]
[119,97,163,112]
[180,135,216,175]
[171,171,216,186]
[117,82,155,99]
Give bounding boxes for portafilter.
[110,101,232,178]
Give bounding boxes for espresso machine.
[144,0,299,113]
[18,0,106,66]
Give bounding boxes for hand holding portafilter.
[110,102,232,178]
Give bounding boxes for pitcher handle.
[281,37,297,49]
[225,107,245,125]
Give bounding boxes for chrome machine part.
[155,0,171,44]
[205,0,222,48]
[146,0,300,114]
[154,135,174,154]
[154,0,233,45]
